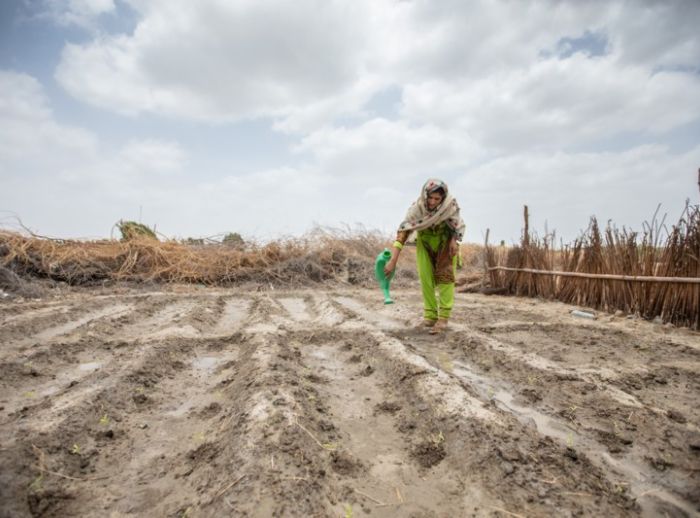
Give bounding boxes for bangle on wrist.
[393,240,404,250]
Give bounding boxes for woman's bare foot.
[429,318,448,334]
[414,318,437,329]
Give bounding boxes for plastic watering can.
[374,248,395,304]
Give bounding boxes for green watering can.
[374,248,395,304]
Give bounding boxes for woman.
[384,179,465,334]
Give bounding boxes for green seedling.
[566,432,574,448]
[322,442,338,451]
[344,504,353,518]
[192,431,205,442]
[614,483,629,495]
[431,430,445,445]
[99,415,109,426]
[71,444,81,454]
[24,391,37,399]
[29,474,43,491]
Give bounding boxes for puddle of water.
[448,358,696,517]
[78,362,102,372]
[278,298,311,322]
[33,304,133,342]
[1,305,69,326]
[214,298,250,334]
[192,356,221,372]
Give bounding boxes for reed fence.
[486,204,700,329]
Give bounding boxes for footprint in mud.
[411,438,447,468]
[374,401,402,415]
[330,450,363,476]
[197,402,222,419]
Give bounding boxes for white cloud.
[4,2,700,243]
[56,0,383,122]
[52,0,700,140]
[401,55,700,152]
[120,139,187,175]
[41,0,116,30]
[452,144,700,243]
[296,118,481,182]
[0,71,97,166]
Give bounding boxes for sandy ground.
[0,285,698,517]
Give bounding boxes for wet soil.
[0,286,698,517]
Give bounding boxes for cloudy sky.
[1,0,698,243]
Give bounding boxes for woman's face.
[426,191,444,211]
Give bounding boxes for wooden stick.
[33,465,108,482]
[487,267,700,284]
[353,488,386,506]
[295,420,327,450]
[488,506,526,518]
[215,474,246,498]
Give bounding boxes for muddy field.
[0,285,698,517]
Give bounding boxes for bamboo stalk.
[487,267,700,284]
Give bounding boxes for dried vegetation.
[0,227,417,288]
[487,204,700,329]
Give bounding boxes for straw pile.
[486,204,700,329]
[0,227,416,288]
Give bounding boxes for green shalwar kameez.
[415,222,458,321]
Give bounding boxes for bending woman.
[384,179,465,334]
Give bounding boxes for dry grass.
[486,203,700,329]
[0,226,419,288]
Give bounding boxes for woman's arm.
[449,234,459,257]
[384,231,409,276]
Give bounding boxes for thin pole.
[487,266,700,284]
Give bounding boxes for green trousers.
[416,228,457,321]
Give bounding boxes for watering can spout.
[374,248,395,304]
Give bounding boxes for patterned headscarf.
[398,178,465,240]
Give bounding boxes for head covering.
[398,178,465,240]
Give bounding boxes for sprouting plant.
[614,483,629,495]
[192,431,205,442]
[71,444,81,454]
[566,432,574,448]
[322,442,337,451]
[431,430,445,445]
[344,504,353,518]
[99,415,109,426]
[29,474,43,491]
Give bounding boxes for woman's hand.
[384,257,397,277]
[449,238,459,258]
